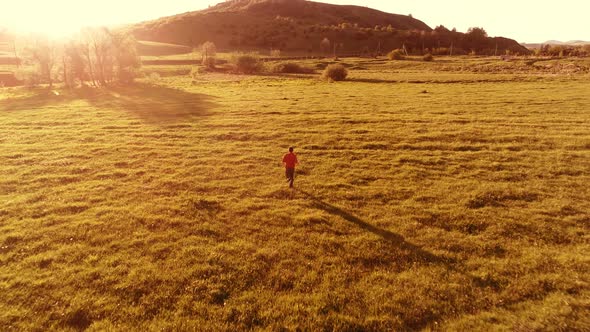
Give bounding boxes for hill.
[129,0,529,55]
[525,40,590,48]
[547,40,590,45]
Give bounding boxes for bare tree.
[11,36,20,69]
[59,43,68,87]
[68,28,140,86]
[24,36,57,87]
[81,27,114,86]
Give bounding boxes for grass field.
[1,57,589,330]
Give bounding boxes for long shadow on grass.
[298,189,446,265]
[0,88,70,112]
[296,192,510,329]
[0,83,218,124]
[80,83,218,123]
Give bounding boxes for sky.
[1,0,588,43]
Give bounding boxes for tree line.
[534,44,590,57]
[11,27,140,87]
[305,25,529,56]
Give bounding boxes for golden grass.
[1,57,589,330]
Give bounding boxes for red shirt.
[282,152,298,168]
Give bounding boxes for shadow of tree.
[0,83,218,124]
[0,88,71,111]
[298,189,447,265]
[79,84,218,123]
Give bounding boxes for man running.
[282,147,299,188]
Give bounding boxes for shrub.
[233,54,263,74]
[270,49,281,57]
[19,69,41,87]
[271,62,314,74]
[202,56,216,69]
[322,64,348,81]
[423,53,434,62]
[190,66,202,78]
[388,49,405,60]
[148,72,161,81]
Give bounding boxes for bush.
[271,62,315,74]
[233,54,263,74]
[423,53,434,62]
[18,69,41,87]
[148,72,161,81]
[322,64,348,81]
[190,66,202,78]
[202,56,216,69]
[433,47,449,55]
[388,49,405,60]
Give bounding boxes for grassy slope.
[137,41,192,57]
[130,0,432,52]
[0,58,589,330]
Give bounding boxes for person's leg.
[288,168,294,188]
[286,168,294,187]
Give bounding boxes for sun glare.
[2,1,139,38]
[1,1,208,39]
[3,7,83,38]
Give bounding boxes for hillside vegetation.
[1,56,589,330]
[129,0,528,55]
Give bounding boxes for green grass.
[1,57,589,330]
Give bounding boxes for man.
[282,147,299,188]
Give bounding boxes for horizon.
[0,0,588,43]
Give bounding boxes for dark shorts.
[286,168,295,179]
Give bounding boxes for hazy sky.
[1,0,588,42]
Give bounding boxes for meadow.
[1,56,589,331]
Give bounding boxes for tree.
[110,31,141,83]
[79,27,111,85]
[466,27,488,38]
[65,41,87,86]
[57,27,141,87]
[465,27,489,52]
[10,36,21,69]
[74,27,140,86]
[86,27,114,85]
[434,25,450,33]
[320,37,330,55]
[24,36,57,87]
[201,41,217,68]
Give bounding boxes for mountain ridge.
[128,0,529,55]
